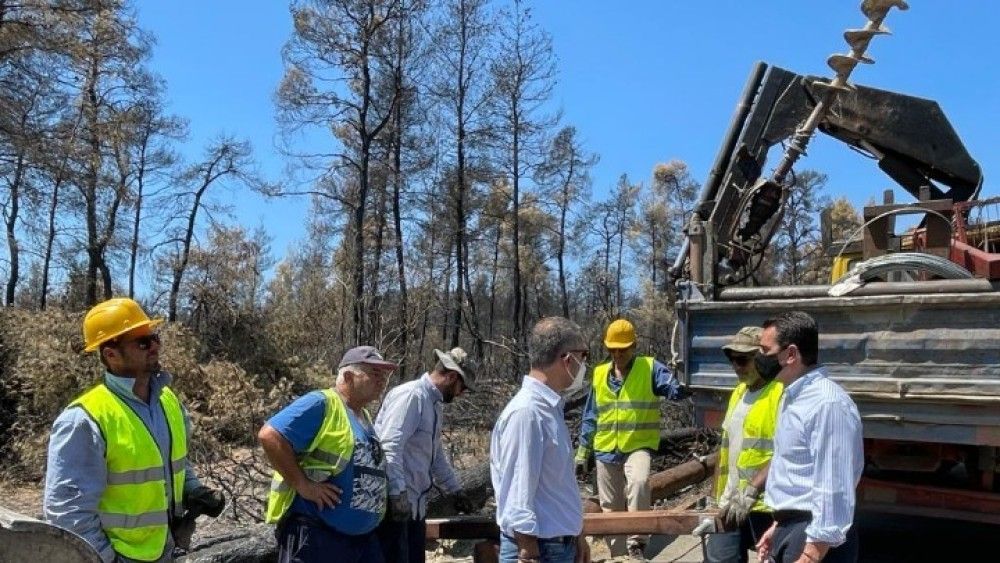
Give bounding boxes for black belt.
[772,509,811,524]
[541,535,576,544]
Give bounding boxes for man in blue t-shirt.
[259,346,397,563]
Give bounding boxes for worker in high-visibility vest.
[44,298,224,562]
[575,318,682,560]
[706,326,783,563]
[259,345,395,563]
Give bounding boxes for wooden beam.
[426,510,721,540]
[583,510,719,536]
[426,516,499,540]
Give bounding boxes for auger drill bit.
[725,0,908,272]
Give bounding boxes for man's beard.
[737,367,762,386]
[442,381,459,403]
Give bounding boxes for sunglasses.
[564,348,589,361]
[118,333,161,350]
[726,353,752,366]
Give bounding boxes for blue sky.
[134,1,998,258]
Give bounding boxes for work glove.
[389,492,412,522]
[574,445,595,477]
[171,514,197,552]
[719,485,758,526]
[452,491,476,514]
[172,486,226,552]
[184,485,226,518]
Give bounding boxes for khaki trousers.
[596,449,652,557]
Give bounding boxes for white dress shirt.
[375,373,461,519]
[764,366,864,546]
[491,375,583,538]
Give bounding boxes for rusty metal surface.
[678,290,1000,446]
[859,477,1000,525]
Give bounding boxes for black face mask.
[755,352,782,380]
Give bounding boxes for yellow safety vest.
[715,379,784,512]
[70,384,187,562]
[265,389,358,524]
[593,356,660,453]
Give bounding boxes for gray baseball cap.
[434,347,477,391]
[338,345,398,370]
[722,326,762,354]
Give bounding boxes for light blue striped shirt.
[375,373,461,519]
[764,366,864,547]
[491,376,583,538]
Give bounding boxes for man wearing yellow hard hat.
[575,318,682,560]
[44,298,224,562]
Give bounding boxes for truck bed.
[677,285,1000,448]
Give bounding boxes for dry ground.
[1,468,715,562]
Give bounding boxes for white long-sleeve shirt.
[374,373,461,519]
[491,375,583,539]
[764,366,864,547]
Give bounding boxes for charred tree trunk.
[390,18,409,373]
[4,154,24,305]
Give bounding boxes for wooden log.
[425,462,493,517]
[650,452,718,502]
[583,452,718,514]
[0,505,102,563]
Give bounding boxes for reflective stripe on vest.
[593,356,660,453]
[70,384,187,562]
[265,389,357,523]
[716,379,784,513]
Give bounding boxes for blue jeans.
[705,512,774,563]
[276,514,384,563]
[500,533,576,563]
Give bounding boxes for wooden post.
[473,540,499,563]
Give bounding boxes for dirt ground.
[2,419,716,562]
[1,482,43,520]
[1,479,714,562]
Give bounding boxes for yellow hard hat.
[83,298,163,352]
[603,319,635,349]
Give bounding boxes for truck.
[670,0,1000,524]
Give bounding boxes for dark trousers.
[705,512,775,563]
[769,514,858,563]
[376,516,427,563]
[276,514,384,563]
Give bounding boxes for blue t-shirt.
[267,390,386,534]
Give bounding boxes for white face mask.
[563,354,588,397]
